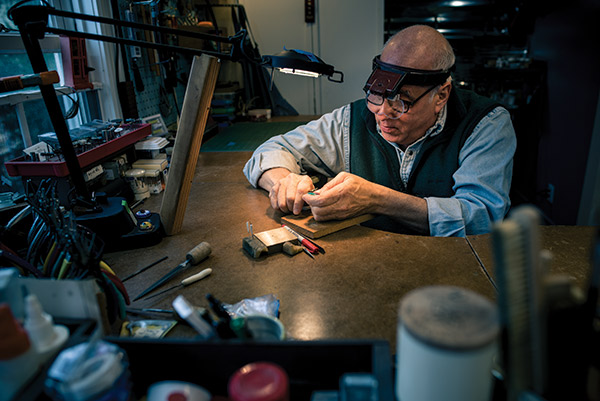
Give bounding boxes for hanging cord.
[14,179,130,322]
[0,23,17,32]
[55,89,80,120]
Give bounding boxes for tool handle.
[206,293,230,321]
[301,239,319,254]
[182,268,212,286]
[186,242,212,264]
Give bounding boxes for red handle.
[301,239,319,254]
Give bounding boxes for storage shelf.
[5,123,151,178]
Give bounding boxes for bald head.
[381,25,455,71]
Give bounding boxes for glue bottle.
[24,294,69,363]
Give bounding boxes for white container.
[396,286,499,401]
[248,108,271,121]
[144,169,163,194]
[244,314,285,341]
[124,168,150,201]
[23,294,69,362]
[148,381,211,401]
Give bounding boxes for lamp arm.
[328,70,344,84]
[46,26,241,60]
[9,4,252,61]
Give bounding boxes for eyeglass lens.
[366,93,408,116]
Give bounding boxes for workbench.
[104,151,596,349]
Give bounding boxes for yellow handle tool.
[143,268,213,300]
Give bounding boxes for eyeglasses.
[365,85,438,119]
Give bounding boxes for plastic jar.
[124,168,150,201]
[144,169,163,194]
[396,285,499,401]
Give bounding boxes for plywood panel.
[160,55,220,235]
[281,213,374,239]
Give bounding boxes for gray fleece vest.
[348,88,500,233]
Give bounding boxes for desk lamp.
[262,48,344,82]
[8,2,342,250]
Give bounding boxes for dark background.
[384,0,600,225]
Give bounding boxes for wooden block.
[281,213,375,239]
[160,55,220,235]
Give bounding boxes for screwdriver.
[143,268,212,300]
[282,225,319,254]
[132,242,211,301]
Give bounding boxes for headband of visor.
[363,55,454,100]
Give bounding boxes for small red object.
[0,304,31,360]
[300,239,318,254]
[228,362,289,401]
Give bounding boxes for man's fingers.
[269,184,283,212]
[269,174,318,214]
[320,172,346,191]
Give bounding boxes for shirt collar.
[377,104,448,150]
[426,104,447,138]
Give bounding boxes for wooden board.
[281,213,375,239]
[160,55,220,235]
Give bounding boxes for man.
[243,25,516,237]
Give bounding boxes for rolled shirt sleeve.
[243,105,348,187]
[426,106,516,237]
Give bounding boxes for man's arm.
[426,106,516,236]
[257,167,291,192]
[243,105,349,214]
[243,105,348,188]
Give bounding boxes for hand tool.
[172,295,216,339]
[132,242,211,301]
[205,293,238,339]
[143,268,212,300]
[305,237,325,254]
[282,225,319,254]
[121,256,168,282]
[126,307,175,315]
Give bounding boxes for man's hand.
[301,172,429,234]
[258,168,315,214]
[301,172,377,220]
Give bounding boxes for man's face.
[365,50,452,149]
[370,83,446,149]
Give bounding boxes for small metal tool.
[143,268,212,300]
[132,242,211,301]
[302,246,315,259]
[121,256,168,282]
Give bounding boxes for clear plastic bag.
[223,294,280,318]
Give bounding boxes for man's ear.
[434,82,452,113]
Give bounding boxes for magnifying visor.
[363,55,454,103]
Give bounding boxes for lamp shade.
[262,49,343,82]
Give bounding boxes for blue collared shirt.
[243,102,516,237]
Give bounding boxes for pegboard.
[117,0,191,131]
[131,45,190,130]
[114,1,264,129]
